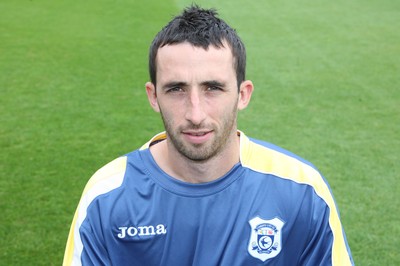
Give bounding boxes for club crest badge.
[248,216,284,262]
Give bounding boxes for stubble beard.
[159,107,238,162]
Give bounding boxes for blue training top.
[63,131,353,265]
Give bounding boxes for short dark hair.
[148,5,246,88]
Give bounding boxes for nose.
[185,90,206,125]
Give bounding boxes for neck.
[150,133,240,183]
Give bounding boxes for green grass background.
[1,0,399,264]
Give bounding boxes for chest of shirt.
[85,173,313,265]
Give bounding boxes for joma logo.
[117,224,167,239]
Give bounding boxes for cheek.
[211,104,237,125]
[220,98,239,113]
[158,103,183,124]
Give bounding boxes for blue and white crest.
[248,216,284,262]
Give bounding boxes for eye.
[166,86,184,93]
[203,81,225,92]
[207,86,223,91]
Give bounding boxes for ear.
[145,82,160,112]
[237,80,254,110]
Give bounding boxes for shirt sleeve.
[79,211,112,265]
[299,190,354,266]
[62,157,127,266]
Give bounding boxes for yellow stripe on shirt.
[239,133,352,266]
[63,156,127,266]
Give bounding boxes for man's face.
[147,42,249,162]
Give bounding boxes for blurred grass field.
[0,0,399,265]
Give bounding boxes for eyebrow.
[161,80,226,90]
[200,80,226,88]
[161,81,188,90]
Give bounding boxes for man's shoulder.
[81,156,129,197]
[241,135,327,188]
[247,137,316,169]
[241,133,317,167]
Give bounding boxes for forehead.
[156,42,235,81]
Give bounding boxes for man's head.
[145,5,253,164]
[149,5,246,88]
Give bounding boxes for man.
[63,5,353,265]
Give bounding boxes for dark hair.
[148,5,246,88]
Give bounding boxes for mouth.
[182,130,213,144]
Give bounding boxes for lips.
[183,130,211,136]
[187,132,207,136]
[182,130,213,144]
